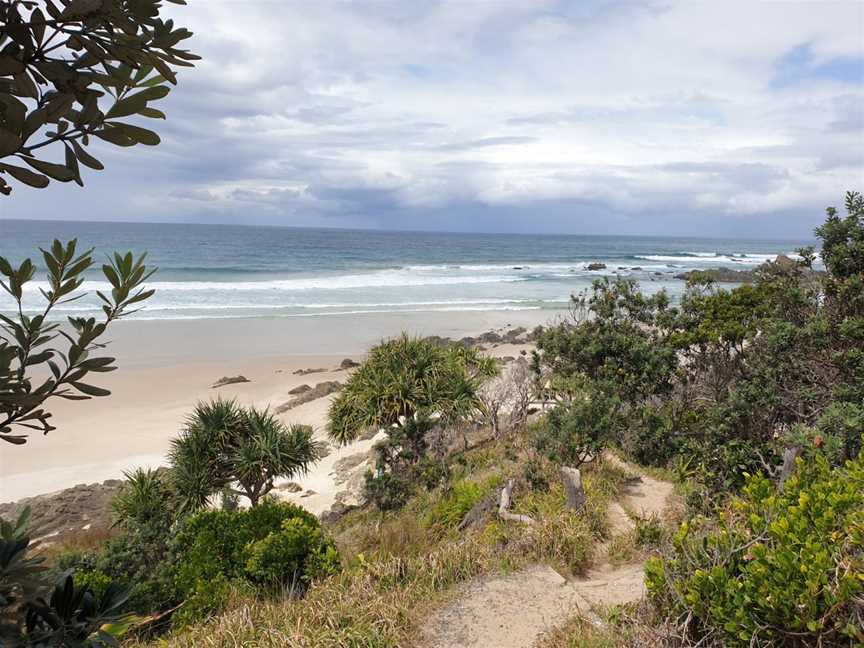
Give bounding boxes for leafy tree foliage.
[533,277,677,404]
[328,334,498,445]
[533,192,864,504]
[363,414,450,511]
[0,0,198,193]
[0,241,155,444]
[533,390,618,468]
[169,399,323,511]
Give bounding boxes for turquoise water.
[0,219,813,320]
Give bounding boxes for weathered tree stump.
[559,466,586,512]
[778,446,801,491]
[498,479,535,525]
[457,492,498,531]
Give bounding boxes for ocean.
[0,219,814,321]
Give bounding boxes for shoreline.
[0,311,552,507]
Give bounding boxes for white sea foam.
[636,254,777,265]
[18,269,527,294]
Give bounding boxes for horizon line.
[0,216,817,244]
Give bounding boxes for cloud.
[3,0,863,237]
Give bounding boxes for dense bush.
[533,392,617,467]
[532,192,864,503]
[245,518,340,587]
[171,500,339,622]
[646,448,864,646]
[363,414,451,511]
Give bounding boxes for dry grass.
[534,602,695,648]
[34,526,119,563]
[135,536,499,648]
[133,438,635,647]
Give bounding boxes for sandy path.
[421,456,674,648]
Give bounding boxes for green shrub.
[72,569,113,600]
[621,402,694,467]
[245,518,340,587]
[172,574,251,628]
[632,514,665,549]
[533,394,616,467]
[170,500,338,621]
[646,450,864,646]
[364,470,415,512]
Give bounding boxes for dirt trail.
[421,456,674,648]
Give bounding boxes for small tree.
[328,334,497,510]
[327,334,498,444]
[1,240,155,444]
[480,357,534,437]
[533,389,618,468]
[0,0,198,194]
[169,399,323,511]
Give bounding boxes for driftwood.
[457,492,498,531]
[778,446,801,491]
[559,466,586,512]
[498,479,535,525]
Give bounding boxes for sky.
[2,0,864,237]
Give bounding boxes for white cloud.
[4,0,863,236]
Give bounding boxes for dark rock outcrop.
[275,381,343,413]
[212,375,250,388]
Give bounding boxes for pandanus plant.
[169,399,323,512]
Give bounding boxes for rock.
[674,267,757,283]
[212,375,250,388]
[586,262,607,271]
[477,331,503,344]
[630,266,642,270]
[288,384,312,395]
[292,367,327,376]
[275,481,303,493]
[332,453,368,485]
[519,349,527,356]
[0,478,126,543]
[774,254,796,270]
[502,327,527,344]
[300,490,317,498]
[500,356,515,363]
[653,272,663,276]
[339,358,360,370]
[275,381,343,413]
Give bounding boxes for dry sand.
[0,308,548,511]
[0,353,355,508]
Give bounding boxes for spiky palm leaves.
[111,467,176,533]
[169,399,323,512]
[327,334,499,445]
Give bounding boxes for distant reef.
[674,254,825,283]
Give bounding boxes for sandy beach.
[0,309,554,512]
